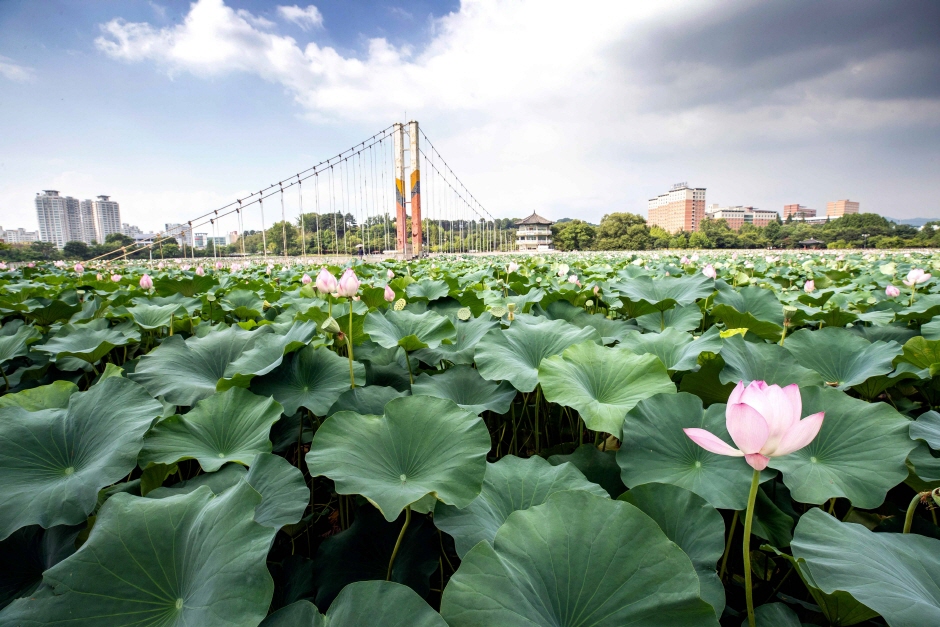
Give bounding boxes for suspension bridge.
[97,122,513,264]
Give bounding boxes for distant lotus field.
[2,250,940,627]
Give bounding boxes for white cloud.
[276,4,323,31]
[0,56,34,82]
[89,0,940,222]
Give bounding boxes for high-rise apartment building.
[705,205,779,230]
[77,200,98,243]
[165,223,194,247]
[91,195,121,242]
[647,183,706,233]
[826,199,859,217]
[783,204,817,219]
[35,190,76,248]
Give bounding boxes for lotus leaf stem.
[719,510,739,580]
[405,351,414,385]
[743,468,761,627]
[387,505,411,581]
[1,367,9,392]
[903,492,926,533]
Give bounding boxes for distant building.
[228,231,240,244]
[783,204,817,220]
[90,195,122,243]
[35,190,78,248]
[827,199,859,218]
[648,183,706,233]
[122,223,143,238]
[164,223,194,247]
[193,233,207,248]
[207,236,226,249]
[515,212,554,251]
[0,226,40,244]
[705,205,779,230]
[76,200,97,243]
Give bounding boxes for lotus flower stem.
[347,307,355,388]
[743,469,761,627]
[718,510,739,580]
[534,386,542,453]
[1,367,9,392]
[387,505,411,581]
[903,492,928,533]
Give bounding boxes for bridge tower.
[409,120,422,257]
[393,123,410,257]
[393,121,422,258]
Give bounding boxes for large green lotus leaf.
[618,326,722,371]
[679,353,736,406]
[719,335,824,387]
[33,319,139,366]
[305,396,489,522]
[619,483,726,618]
[0,320,40,365]
[909,409,940,478]
[310,505,439,609]
[712,284,784,340]
[744,603,803,627]
[261,581,447,627]
[411,365,516,415]
[126,302,184,330]
[22,298,82,326]
[0,481,274,627]
[412,315,497,366]
[765,544,878,626]
[896,336,940,377]
[548,444,626,497]
[252,344,364,416]
[0,525,81,610]
[783,327,902,389]
[326,385,409,417]
[220,288,264,318]
[922,316,940,340]
[363,309,456,353]
[0,377,161,540]
[792,507,940,626]
[139,387,283,472]
[220,320,318,389]
[435,455,608,557]
[619,392,769,510]
[539,341,675,437]
[154,273,219,297]
[543,300,634,344]
[769,386,914,508]
[635,302,703,333]
[406,278,450,301]
[474,318,600,392]
[618,273,714,310]
[439,490,718,627]
[0,381,77,411]
[146,456,307,529]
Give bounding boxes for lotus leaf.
[0,380,77,411]
[412,314,496,366]
[0,320,40,366]
[618,326,722,371]
[33,319,139,367]
[252,343,365,415]
[411,365,516,415]
[326,385,409,417]
[784,327,902,389]
[547,443,625,497]
[719,335,823,387]
[363,309,456,353]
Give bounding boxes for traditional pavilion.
[515,212,554,252]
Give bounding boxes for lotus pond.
[1,250,940,627]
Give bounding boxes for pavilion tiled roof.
[515,212,553,225]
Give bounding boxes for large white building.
[704,204,779,230]
[515,212,554,251]
[0,226,40,244]
[35,190,78,248]
[648,184,707,233]
[91,195,122,243]
[77,200,98,243]
[164,223,194,247]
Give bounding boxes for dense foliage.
[1,250,939,626]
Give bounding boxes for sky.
[1,0,939,234]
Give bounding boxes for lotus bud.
[690,253,699,262]
[321,316,341,334]
[702,264,717,279]
[196,265,205,276]
[593,285,600,296]
[681,256,690,265]
[74,263,84,274]
[157,261,165,269]
[316,268,338,294]
[568,274,578,284]
[387,269,395,280]
[803,280,815,293]
[337,268,360,298]
[111,274,122,282]
[384,284,395,302]
[54,260,65,268]
[885,285,901,297]
[27,262,35,268]
[507,262,519,274]
[96,273,103,281]
[139,274,154,290]
[302,273,312,285]
[266,264,274,275]
[215,261,224,270]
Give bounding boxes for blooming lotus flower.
[157,261,165,269]
[567,274,578,284]
[690,253,699,262]
[265,264,274,275]
[96,273,103,281]
[196,265,205,276]
[681,256,690,265]
[140,274,153,290]
[507,262,519,274]
[803,280,815,293]
[702,264,717,279]
[337,268,360,298]
[316,268,338,294]
[684,381,824,471]
[384,284,395,302]
[54,260,65,268]
[74,263,84,274]
[216,261,224,270]
[387,269,395,280]
[111,274,122,282]
[27,262,35,268]
[301,273,312,285]
[885,285,901,297]
[903,268,932,286]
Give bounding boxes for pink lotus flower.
[593,285,600,296]
[181,264,191,271]
[157,261,165,270]
[732,253,738,261]
[216,261,224,270]
[567,274,578,284]
[684,381,824,471]
[885,285,901,298]
[337,268,360,298]
[27,263,35,268]
[803,280,815,293]
[702,264,717,279]
[74,263,84,274]
[387,269,395,280]
[507,262,520,274]
[680,256,690,265]
[140,274,153,290]
[0,262,6,270]
[301,273,312,285]
[111,274,122,283]
[384,284,395,302]
[903,268,932,286]
[265,264,274,275]
[96,273,103,281]
[54,260,66,268]
[316,268,338,294]
[195,265,205,276]
[690,253,699,262]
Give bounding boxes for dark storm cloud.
[621,0,940,110]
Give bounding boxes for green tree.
[552,220,596,251]
[105,233,135,246]
[688,231,713,249]
[63,241,89,259]
[595,213,650,250]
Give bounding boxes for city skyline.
[1,0,939,231]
